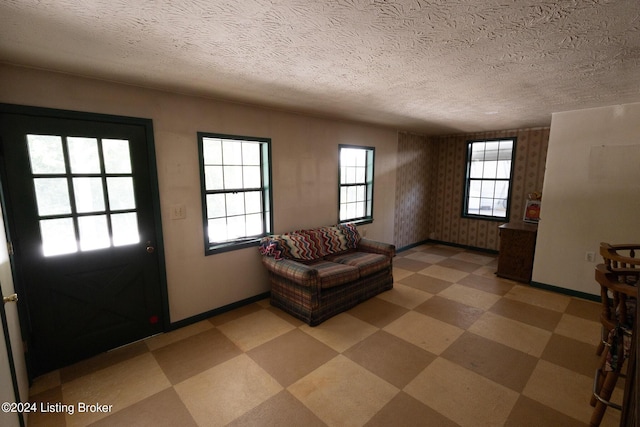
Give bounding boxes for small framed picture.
[523,200,541,223]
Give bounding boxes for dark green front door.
[0,105,166,376]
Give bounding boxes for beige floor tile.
[413,296,484,329]
[451,251,496,265]
[152,328,242,385]
[60,341,149,383]
[398,273,452,294]
[541,334,601,378]
[207,303,264,327]
[418,264,470,282]
[174,354,283,426]
[437,257,483,273]
[522,359,599,423]
[457,273,515,296]
[365,392,459,427]
[27,386,65,427]
[565,297,601,321]
[404,357,519,427]
[144,320,214,351]
[441,332,539,393]
[392,266,415,281]
[394,257,433,272]
[217,309,296,351]
[247,329,338,387]
[437,283,502,310]
[469,311,552,357]
[376,282,433,309]
[383,311,464,355]
[288,355,399,427]
[505,285,571,312]
[489,297,562,331]
[255,297,271,308]
[473,264,501,278]
[404,251,446,264]
[554,313,601,345]
[343,330,436,389]
[29,369,61,396]
[89,388,198,427]
[506,395,593,427]
[62,353,171,427]
[347,296,409,328]
[299,312,378,352]
[227,390,326,427]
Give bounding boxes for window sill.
[205,237,261,256]
[339,218,374,226]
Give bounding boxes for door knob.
[146,241,155,253]
[3,293,18,304]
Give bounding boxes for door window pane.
[103,139,132,173]
[73,178,105,213]
[112,213,140,246]
[27,135,66,174]
[78,215,110,251]
[68,137,100,173]
[34,178,71,216]
[107,177,136,210]
[40,218,77,256]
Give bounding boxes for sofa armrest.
[357,238,396,258]
[261,256,318,287]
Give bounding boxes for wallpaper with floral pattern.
[395,128,549,251]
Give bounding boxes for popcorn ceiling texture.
[0,0,639,134]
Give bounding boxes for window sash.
[199,133,272,253]
[463,138,515,220]
[339,145,374,223]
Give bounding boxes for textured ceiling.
[1,0,639,134]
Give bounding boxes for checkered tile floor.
[27,243,622,426]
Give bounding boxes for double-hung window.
[338,145,374,224]
[463,138,516,220]
[198,133,272,254]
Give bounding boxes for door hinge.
[7,241,14,256]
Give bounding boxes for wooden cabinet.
[497,222,538,283]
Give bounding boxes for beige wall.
[0,64,397,323]
[532,102,640,296]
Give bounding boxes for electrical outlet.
[170,204,186,220]
[585,251,595,262]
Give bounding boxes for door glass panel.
[27,135,66,174]
[68,137,100,173]
[34,178,71,216]
[112,213,140,246]
[103,139,132,173]
[40,218,77,256]
[29,134,140,256]
[107,177,136,210]
[73,178,105,213]
[78,215,110,251]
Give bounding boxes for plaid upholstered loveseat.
[259,223,395,326]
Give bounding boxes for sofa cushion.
[337,223,361,249]
[259,237,287,260]
[310,260,360,288]
[278,232,321,261]
[327,251,391,277]
[303,226,351,257]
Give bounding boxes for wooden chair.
[590,243,639,427]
